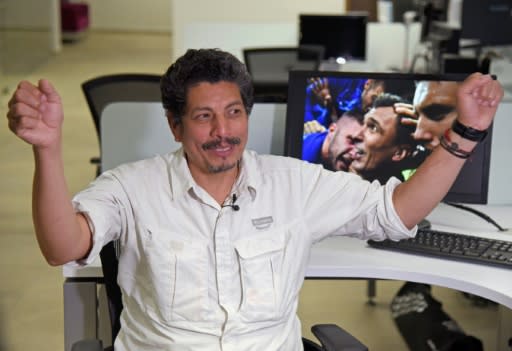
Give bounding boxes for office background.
[0,1,506,350]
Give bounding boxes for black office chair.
[81,73,162,175]
[71,240,368,351]
[243,46,324,101]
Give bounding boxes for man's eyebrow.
[189,106,212,114]
[189,100,243,114]
[418,104,456,122]
[225,101,244,109]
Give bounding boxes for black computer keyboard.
[367,228,512,269]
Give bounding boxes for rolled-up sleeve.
[301,164,416,243]
[65,172,127,266]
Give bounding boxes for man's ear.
[328,122,337,132]
[364,79,373,90]
[166,111,182,142]
[326,122,337,137]
[391,146,410,162]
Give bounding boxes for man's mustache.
[202,137,241,150]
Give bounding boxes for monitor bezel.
[284,70,493,204]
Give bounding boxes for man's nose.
[211,115,228,137]
[413,124,434,142]
[349,127,364,144]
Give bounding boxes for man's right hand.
[308,77,332,107]
[6,79,63,149]
[394,102,418,127]
[304,120,327,135]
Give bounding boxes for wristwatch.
[451,120,488,142]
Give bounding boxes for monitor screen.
[285,71,493,204]
[299,14,367,61]
[460,0,512,46]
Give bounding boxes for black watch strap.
[451,120,488,142]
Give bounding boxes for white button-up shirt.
[70,149,414,351]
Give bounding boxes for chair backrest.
[99,241,123,343]
[100,102,181,171]
[81,73,162,146]
[243,46,324,81]
[243,46,324,100]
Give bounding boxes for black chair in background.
[243,46,324,101]
[71,239,368,351]
[81,73,162,175]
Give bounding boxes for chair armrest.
[71,339,104,351]
[311,324,368,351]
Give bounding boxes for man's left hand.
[456,73,504,131]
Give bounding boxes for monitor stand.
[418,218,432,230]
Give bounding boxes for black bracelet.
[451,120,488,142]
[439,130,473,159]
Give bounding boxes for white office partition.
[487,101,512,205]
[247,102,287,155]
[101,103,179,171]
[366,22,422,72]
[183,22,297,61]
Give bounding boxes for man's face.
[324,117,362,172]
[169,81,248,178]
[361,80,385,112]
[413,81,458,150]
[350,106,400,174]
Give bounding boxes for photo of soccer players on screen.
[301,75,463,184]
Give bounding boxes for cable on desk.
[443,201,508,232]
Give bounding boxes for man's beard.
[202,137,241,174]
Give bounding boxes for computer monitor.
[285,71,493,204]
[298,14,367,61]
[460,0,512,46]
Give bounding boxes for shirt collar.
[167,148,263,202]
[237,150,261,201]
[167,148,195,200]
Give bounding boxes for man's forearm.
[32,146,92,265]
[393,130,477,229]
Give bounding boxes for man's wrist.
[451,119,488,142]
[439,129,477,159]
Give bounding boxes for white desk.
[309,203,512,308]
[63,203,512,351]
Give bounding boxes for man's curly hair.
[160,49,254,123]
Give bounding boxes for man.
[397,80,459,150]
[349,93,423,184]
[6,48,502,351]
[302,109,363,172]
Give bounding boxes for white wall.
[172,0,347,61]
[2,0,55,29]
[84,0,171,32]
[3,0,171,32]
[1,0,61,53]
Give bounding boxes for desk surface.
[64,203,512,309]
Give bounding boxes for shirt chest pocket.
[142,229,210,324]
[234,231,286,322]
